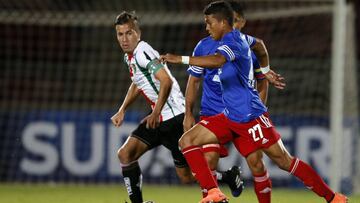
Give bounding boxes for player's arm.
[146,67,173,129]
[184,75,201,131]
[160,53,226,68]
[250,37,285,89]
[111,82,140,127]
[256,79,269,105]
[183,41,204,131]
[251,38,269,69]
[252,53,269,105]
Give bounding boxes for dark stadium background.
[0,0,359,195]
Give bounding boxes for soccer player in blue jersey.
[184,1,281,202]
[161,1,347,203]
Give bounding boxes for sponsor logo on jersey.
[200,120,209,125]
[262,138,269,145]
[212,74,221,83]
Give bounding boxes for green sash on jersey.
[146,59,164,74]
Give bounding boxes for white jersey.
[124,41,185,121]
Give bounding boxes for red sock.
[199,171,217,198]
[253,170,272,203]
[211,170,217,182]
[182,146,218,191]
[289,158,335,202]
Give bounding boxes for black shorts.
[131,113,188,168]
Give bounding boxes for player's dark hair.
[114,11,140,31]
[203,1,234,26]
[228,0,246,18]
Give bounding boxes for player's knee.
[249,160,265,174]
[246,154,265,174]
[178,133,194,149]
[117,147,133,164]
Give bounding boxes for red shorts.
[199,115,229,158]
[199,113,281,157]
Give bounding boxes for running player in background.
[229,0,270,103]
[111,11,193,203]
[184,0,282,201]
[161,1,348,203]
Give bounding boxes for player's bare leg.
[203,148,244,198]
[204,151,220,171]
[246,150,271,203]
[175,166,195,184]
[263,140,347,203]
[118,136,149,203]
[179,124,228,203]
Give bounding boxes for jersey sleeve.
[135,44,164,74]
[187,41,205,78]
[217,43,238,62]
[251,52,265,80]
[244,34,256,47]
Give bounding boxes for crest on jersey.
[212,74,220,83]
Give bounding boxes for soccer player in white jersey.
[110,11,193,203]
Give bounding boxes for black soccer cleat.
[224,166,244,197]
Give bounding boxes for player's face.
[116,22,141,54]
[233,13,246,31]
[205,14,224,40]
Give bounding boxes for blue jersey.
[187,36,223,116]
[216,29,267,123]
[187,33,264,117]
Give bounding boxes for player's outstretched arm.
[111,82,140,127]
[160,53,226,68]
[251,38,269,69]
[183,75,201,132]
[251,38,286,90]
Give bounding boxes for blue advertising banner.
[0,110,356,193]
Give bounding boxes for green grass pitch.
[0,183,359,203]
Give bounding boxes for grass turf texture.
[1,183,359,203]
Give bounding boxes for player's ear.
[221,19,227,28]
[137,30,141,40]
[241,18,247,27]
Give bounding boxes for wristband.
[260,65,270,74]
[181,56,190,65]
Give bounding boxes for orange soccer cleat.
[199,188,229,203]
[330,193,348,203]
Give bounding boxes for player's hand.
[183,113,196,132]
[160,54,182,64]
[111,110,125,128]
[145,112,160,129]
[264,69,286,90]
